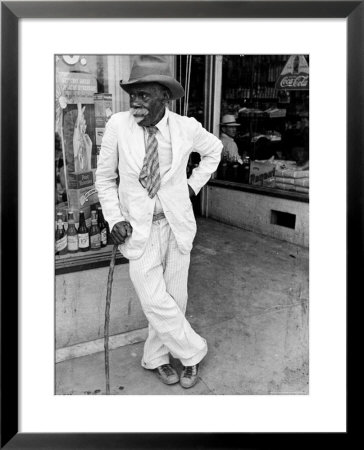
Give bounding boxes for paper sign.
[57,72,98,104]
[275,55,309,90]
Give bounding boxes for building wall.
[206,186,309,247]
[56,263,147,349]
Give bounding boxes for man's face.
[222,126,238,138]
[128,83,168,127]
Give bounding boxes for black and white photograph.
[1,0,353,444]
[55,54,309,395]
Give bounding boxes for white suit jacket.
[95,110,222,260]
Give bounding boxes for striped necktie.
[139,126,161,199]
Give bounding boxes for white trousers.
[129,218,207,369]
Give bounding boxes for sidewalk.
[56,217,309,395]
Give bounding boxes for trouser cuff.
[179,340,208,367]
[141,356,170,370]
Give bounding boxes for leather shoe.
[180,364,199,389]
[154,364,179,385]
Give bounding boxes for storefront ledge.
[55,244,128,275]
[56,327,148,363]
[208,179,309,203]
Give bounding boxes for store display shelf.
[208,179,309,203]
[225,97,281,101]
[55,244,128,275]
[240,114,286,119]
[243,97,280,101]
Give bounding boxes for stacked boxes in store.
[262,161,309,194]
[274,166,309,194]
[66,171,98,226]
[249,160,276,185]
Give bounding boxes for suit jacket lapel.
[162,112,183,185]
[125,114,145,172]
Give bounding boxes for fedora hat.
[220,114,240,126]
[120,55,185,100]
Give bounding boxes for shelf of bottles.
[215,156,252,184]
[221,55,290,105]
[224,87,280,101]
[55,206,110,257]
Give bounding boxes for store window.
[55,55,120,270]
[55,55,177,271]
[214,55,309,198]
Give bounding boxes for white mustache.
[130,108,149,117]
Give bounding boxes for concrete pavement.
[56,217,309,395]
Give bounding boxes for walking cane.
[104,244,118,395]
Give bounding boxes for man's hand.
[188,185,195,198]
[110,221,133,244]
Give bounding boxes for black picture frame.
[1,1,358,448]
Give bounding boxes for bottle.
[242,156,251,184]
[78,210,90,252]
[63,212,68,232]
[55,212,67,255]
[67,211,79,253]
[90,210,101,251]
[97,207,108,248]
[220,161,228,180]
[232,163,239,182]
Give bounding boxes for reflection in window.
[216,55,309,197]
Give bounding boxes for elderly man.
[220,114,243,164]
[96,55,222,389]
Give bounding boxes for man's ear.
[162,89,170,105]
